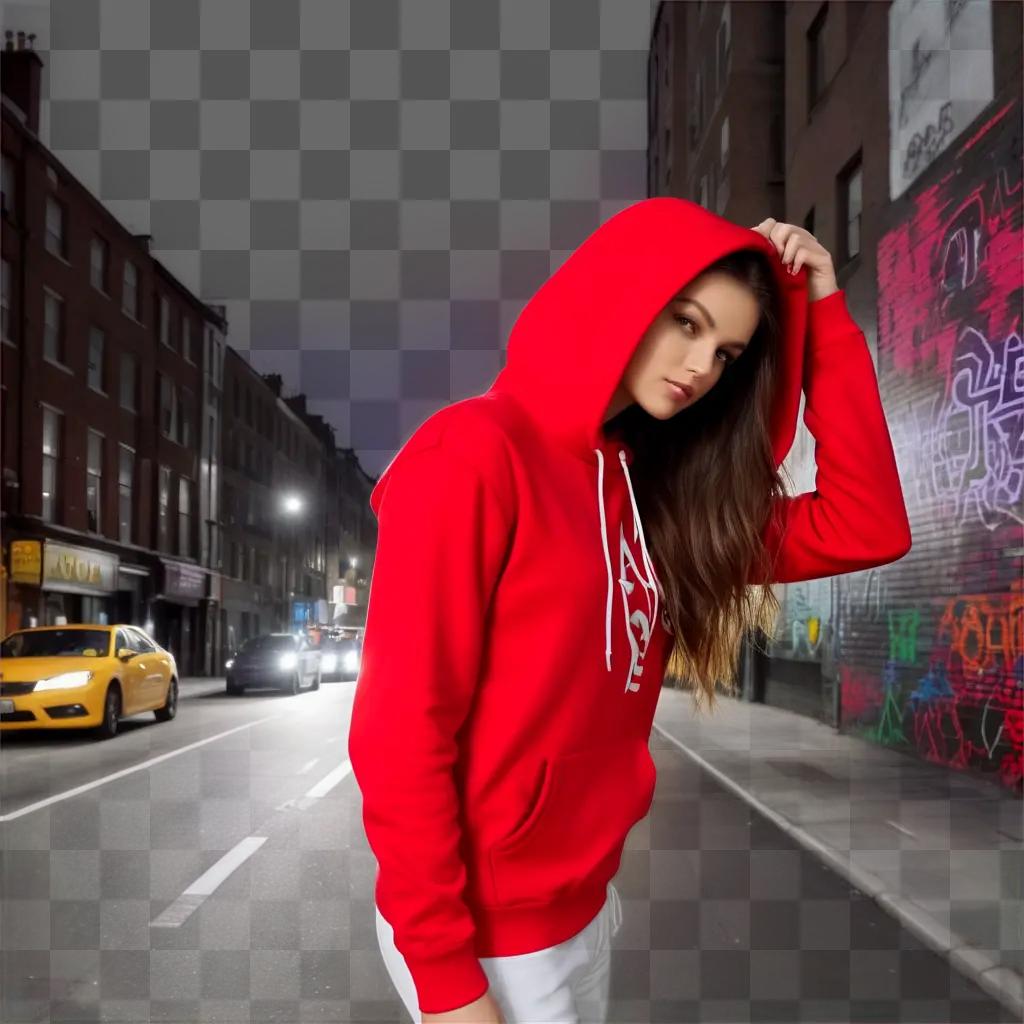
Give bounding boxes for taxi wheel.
[96,686,121,740]
[290,672,301,695]
[312,667,321,691]
[154,677,178,722]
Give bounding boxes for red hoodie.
[347,197,912,1013]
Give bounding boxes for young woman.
[348,197,912,1023]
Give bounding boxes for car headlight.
[343,651,359,669]
[224,658,234,670]
[278,653,298,670]
[321,654,337,672]
[35,670,94,692]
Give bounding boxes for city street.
[1,681,1015,1023]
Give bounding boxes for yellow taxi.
[0,624,178,739]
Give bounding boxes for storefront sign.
[42,542,118,594]
[10,540,42,585]
[162,559,206,601]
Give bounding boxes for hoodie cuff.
[806,287,856,336]
[403,945,490,1016]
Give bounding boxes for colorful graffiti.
[854,95,1023,792]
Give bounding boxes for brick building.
[649,1,1023,790]
[0,30,227,676]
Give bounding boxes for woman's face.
[605,271,761,423]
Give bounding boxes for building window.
[160,375,178,441]
[86,430,103,533]
[1,153,15,217]
[159,295,176,350]
[841,155,862,261]
[208,328,222,388]
[122,260,138,319]
[88,327,105,392]
[118,445,134,544]
[182,316,193,363]
[45,195,66,259]
[42,407,61,523]
[807,3,828,111]
[158,466,171,551]
[178,388,192,449]
[717,14,729,93]
[120,352,137,411]
[43,289,64,364]
[1,258,11,341]
[90,236,109,293]
[178,478,191,557]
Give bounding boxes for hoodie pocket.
[487,741,656,908]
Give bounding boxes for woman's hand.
[421,988,506,1024]
[750,218,839,303]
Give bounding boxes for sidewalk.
[652,686,1023,1019]
[178,676,227,697]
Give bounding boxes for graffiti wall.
[844,95,1022,792]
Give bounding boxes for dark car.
[318,629,363,681]
[224,633,321,695]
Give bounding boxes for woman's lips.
[666,380,693,401]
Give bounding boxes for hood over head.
[488,196,810,470]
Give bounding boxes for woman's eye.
[675,314,733,365]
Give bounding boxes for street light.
[280,493,305,630]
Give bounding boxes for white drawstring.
[618,450,659,659]
[594,448,661,682]
[595,448,614,672]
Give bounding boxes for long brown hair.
[604,248,789,713]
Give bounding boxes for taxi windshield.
[0,629,111,658]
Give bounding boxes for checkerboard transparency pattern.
[35,0,656,479]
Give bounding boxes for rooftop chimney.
[1,29,42,135]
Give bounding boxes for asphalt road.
[1,678,1013,1023]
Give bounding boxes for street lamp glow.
[281,494,303,515]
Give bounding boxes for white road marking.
[885,819,917,838]
[298,758,319,775]
[0,715,280,822]
[151,836,267,927]
[274,760,353,813]
[305,761,352,799]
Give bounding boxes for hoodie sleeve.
[347,435,513,1015]
[752,288,913,585]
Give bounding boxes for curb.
[650,721,1024,1020]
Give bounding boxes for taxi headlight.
[35,671,94,692]
[278,653,298,671]
[343,650,359,669]
[321,654,337,672]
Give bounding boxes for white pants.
[375,881,624,1023]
